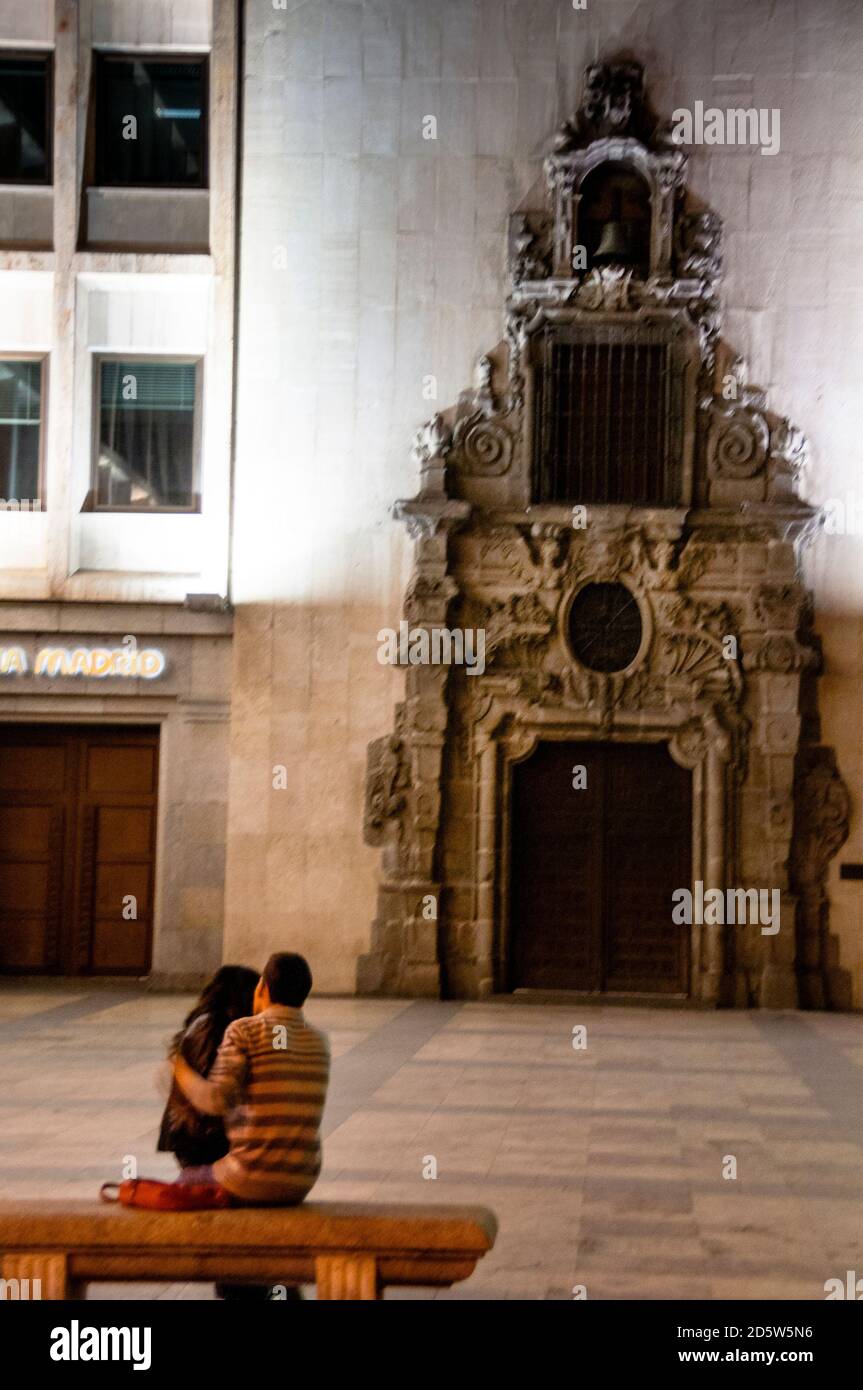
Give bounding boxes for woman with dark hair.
[158,964,259,1171]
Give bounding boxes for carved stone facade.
[358,61,850,1006]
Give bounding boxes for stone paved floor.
[0,982,861,1300]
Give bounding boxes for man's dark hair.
[262,952,313,1007]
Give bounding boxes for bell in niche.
[594,218,638,265]
[592,190,640,267]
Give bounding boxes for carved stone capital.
[749,635,813,674]
[754,584,806,631]
[394,497,471,540]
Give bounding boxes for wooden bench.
[0,1200,497,1300]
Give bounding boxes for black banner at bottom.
[0,1297,858,1376]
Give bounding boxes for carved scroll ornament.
[707,400,770,480]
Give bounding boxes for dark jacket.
[157,1013,231,1167]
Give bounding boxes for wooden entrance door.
[509,740,691,994]
[0,726,159,975]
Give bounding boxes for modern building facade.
[1,1,861,1008]
[0,0,236,982]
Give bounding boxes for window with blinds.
[533,327,683,506]
[95,358,200,510]
[0,358,44,501]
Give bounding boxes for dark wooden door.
[509,740,691,994]
[0,726,159,975]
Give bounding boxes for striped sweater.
[177,1005,330,1204]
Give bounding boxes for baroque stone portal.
[359,60,849,1007]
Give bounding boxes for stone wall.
[227,0,863,1004]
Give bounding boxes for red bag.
[100,1179,233,1211]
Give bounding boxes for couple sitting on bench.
[158,951,330,1298]
[0,950,496,1301]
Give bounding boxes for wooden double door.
[0,725,159,975]
[509,740,691,994]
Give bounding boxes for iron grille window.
[0,358,44,501]
[94,56,207,188]
[0,54,51,183]
[533,328,681,505]
[94,358,200,511]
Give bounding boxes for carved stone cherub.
[529,523,568,589]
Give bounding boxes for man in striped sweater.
[173,952,330,1207]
